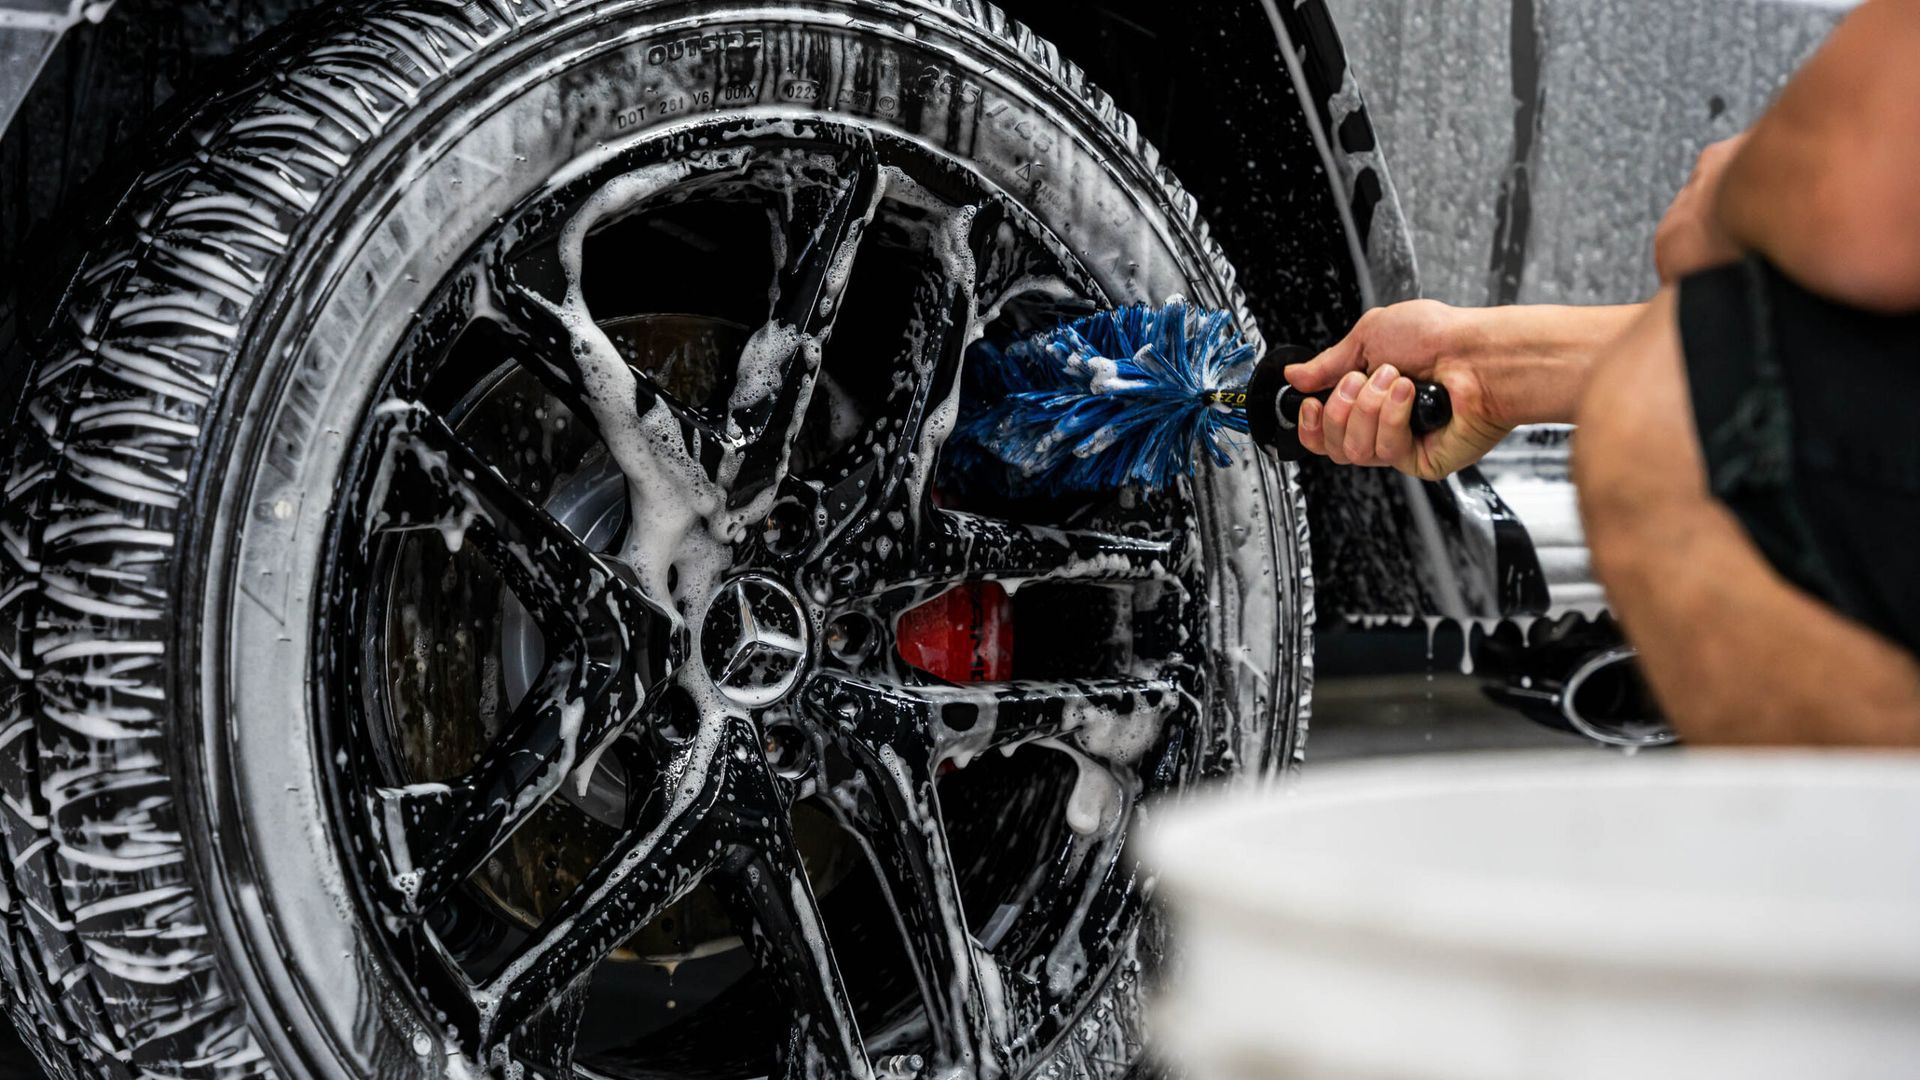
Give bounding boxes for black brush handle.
[1277,385,1454,432]
[1246,345,1453,462]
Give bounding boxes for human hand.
[1654,135,1749,283]
[1281,300,1518,481]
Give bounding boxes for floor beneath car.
[1312,672,1594,761]
[0,627,1602,1079]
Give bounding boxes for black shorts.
[1680,256,1920,657]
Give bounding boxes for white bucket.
[1142,751,1920,1080]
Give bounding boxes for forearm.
[1585,499,1920,745]
[1446,303,1644,426]
[1284,298,1647,480]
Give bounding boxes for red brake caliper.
[896,582,1014,683]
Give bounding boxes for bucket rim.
[1143,749,1920,984]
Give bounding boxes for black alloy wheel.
[0,4,1312,1078]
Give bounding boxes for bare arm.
[1715,0,1920,312]
[1573,291,1920,744]
[1282,300,1643,480]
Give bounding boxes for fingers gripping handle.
[1246,345,1454,462]
[1273,382,1454,435]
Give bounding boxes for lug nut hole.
[763,498,812,558]
[825,612,879,664]
[762,724,813,779]
[828,561,866,592]
[655,685,701,745]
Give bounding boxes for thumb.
[1283,335,1365,393]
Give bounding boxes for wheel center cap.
[701,574,811,708]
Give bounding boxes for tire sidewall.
[190,3,1303,1075]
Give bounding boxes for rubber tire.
[0,2,1313,1076]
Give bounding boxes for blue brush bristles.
[947,300,1258,495]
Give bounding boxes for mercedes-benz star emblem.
[701,574,811,708]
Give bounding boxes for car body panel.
[1320,0,1850,619]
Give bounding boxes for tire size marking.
[648,89,718,120]
[618,84,757,128]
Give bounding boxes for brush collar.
[1248,344,1315,461]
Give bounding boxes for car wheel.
[0,2,1312,1076]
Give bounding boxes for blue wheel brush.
[948,300,1454,495]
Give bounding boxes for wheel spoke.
[364,404,653,912]
[861,511,1177,612]
[986,681,1201,1005]
[811,672,1182,768]
[951,676,1183,765]
[479,149,773,510]
[801,674,1021,1073]
[812,214,982,578]
[374,652,621,915]
[725,137,885,511]
[474,718,751,1046]
[712,765,872,1080]
[484,257,731,489]
[508,978,592,1079]
[369,401,658,634]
